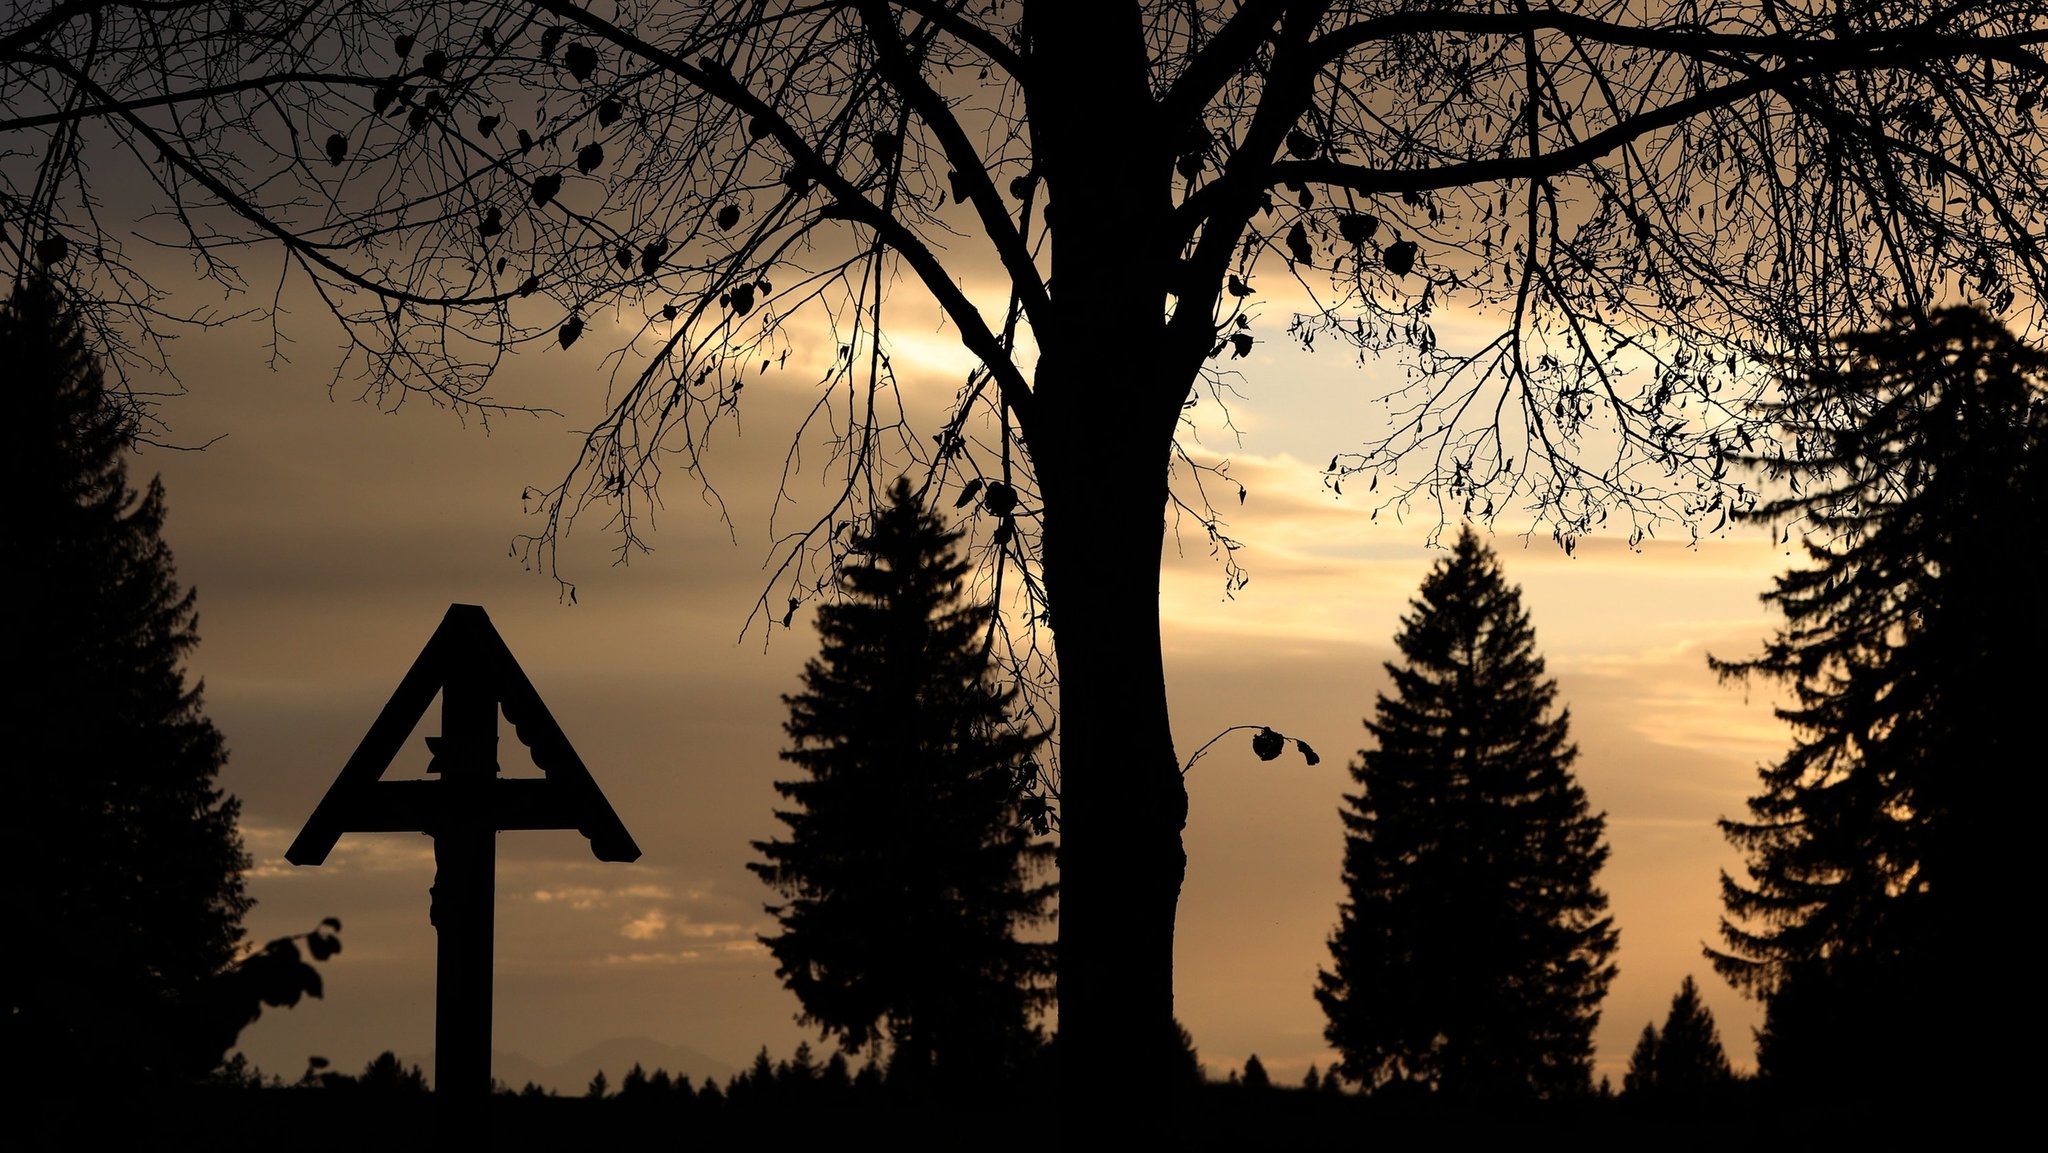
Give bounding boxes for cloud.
[602,950,702,965]
[600,940,765,967]
[520,871,732,906]
[531,886,611,910]
[620,910,669,940]
[513,874,758,945]
[244,830,435,876]
[673,919,752,941]
[617,908,757,944]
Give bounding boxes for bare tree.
[8,0,2048,1106]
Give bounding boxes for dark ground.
[13,1082,1964,1152]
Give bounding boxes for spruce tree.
[1316,526,1617,1100]
[1624,976,1733,1100]
[1655,976,1734,1093]
[1624,1023,1662,1097]
[1709,305,2047,1098]
[751,478,1055,1089]
[3,274,251,1082]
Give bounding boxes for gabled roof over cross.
[286,603,640,865]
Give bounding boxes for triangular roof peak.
[287,603,640,865]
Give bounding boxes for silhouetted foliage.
[189,918,344,1072]
[307,1050,428,1093]
[3,273,253,1084]
[1623,976,1732,1101]
[1242,1054,1272,1090]
[852,1057,883,1095]
[780,1041,820,1091]
[362,1050,428,1092]
[751,479,1055,1090]
[1172,1018,1207,1093]
[819,1051,852,1100]
[1318,527,1618,1100]
[1709,304,2048,1099]
[724,1046,778,1108]
[10,3,2048,1106]
[1624,1024,1661,1098]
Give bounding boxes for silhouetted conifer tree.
[1710,305,2047,1099]
[1624,1024,1661,1097]
[1242,1054,1271,1090]
[1317,527,1618,1099]
[752,480,1055,1089]
[358,1051,429,1093]
[1624,976,1732,1100]
[3,274,250,1083]
[781,1041,819,1089]
[1171,1018,1206,1091]
[736,1046,775,1104]
[819,1051,852,1098]
[852,1057,884,1095]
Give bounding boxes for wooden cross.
[287,604,640,1100]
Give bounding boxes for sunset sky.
[110,257,1808,1092]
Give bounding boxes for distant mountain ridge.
[403,1037,739,1095]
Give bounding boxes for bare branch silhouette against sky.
[7,0,2044,1113]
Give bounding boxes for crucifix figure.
[287,604,640,1101]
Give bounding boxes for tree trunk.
[1023,3,1205,1115]
[1037,388,1189,1112]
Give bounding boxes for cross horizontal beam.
[313,778,640,859]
